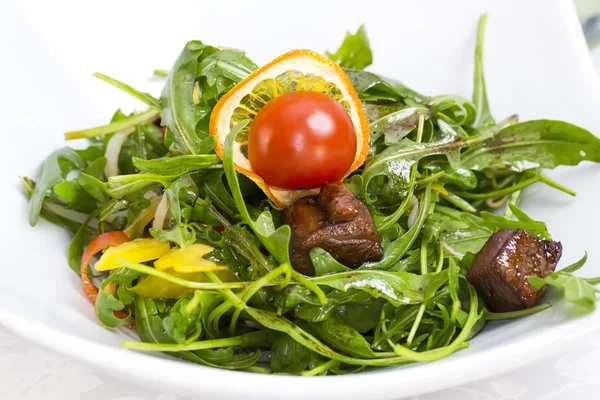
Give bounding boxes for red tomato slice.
[248,91,357,190]
[81,231,129,304]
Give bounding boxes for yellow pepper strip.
[131,269,239,299]
[431,182,448,197]
[95,238,170,271]
[154,244,226,273]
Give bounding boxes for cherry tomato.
[248,91,357,190]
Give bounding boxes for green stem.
[93,72,160,109]
[117,258,280,290]
[456,174,540,199]
[435,241,445,273]
[406,304,426,345]
[539,174,576,197]
[375,168,416,231]
[124,335,243,352]
[302,359,340,376]
[416,171,445,187]
[230,265,290,334]
[292,271,327,305]
[153,69,169,77]
[394,286,481,362]
[483,302,551,320]
[65,109,160,140]
[440,191,477,213]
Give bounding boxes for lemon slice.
[209,50,369,207]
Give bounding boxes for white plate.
[1,0,600,399]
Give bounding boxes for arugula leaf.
[309,317,376,358]
[162,292,204,344]
[529,273,598,312]
[28,148,85,226]
[65,109,160,140]
[344,69,427,103]
[271,333,313,373]
[471,14,495,130]
[361,120,462,196]
[428,95,476,128]
[437,204,549,257]
[310,268,448,307]
[310,248,352,276]
[326,25,372,70]
[152,175,198,248]
[95,268,140,328]
[133,154,220,175]
[369,105,432,145]
[528,253,599,312]
[462,120,600,171]
[106,173,172,198]
[160,41,257,154]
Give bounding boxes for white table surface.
[1,38,600,400]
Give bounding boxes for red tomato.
[248,91,357,190]
[81,231,129,304]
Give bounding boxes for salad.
[23,14,600,375]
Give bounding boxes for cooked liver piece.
[283,182,383,275]
[467,228,562,312]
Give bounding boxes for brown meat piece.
[283,182,383,275]
[467,228,562,312]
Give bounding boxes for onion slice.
[152,195,168,231]
[104,128,134,178]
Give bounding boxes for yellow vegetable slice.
[131,269,239,299]
[154,244,225,273]
[94,238,171,271]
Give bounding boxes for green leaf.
[529,273,598,312]
[159,175,198,248]
[135,296,174,343]
[344,68,426,103]
[362,121,463,196]
[437,204,549,257]
[428,95,476,128]
[560,252,588,274]
[310,248,352,276]
[364,186,432,269]
[95,268,140,328]
[369,105,432,145]
[133,154,220,175]
[309,317,376,358]
[162,292,204,344]
[271,333,313,373]
[462,120,600,171]
[160,41,257,154]
[65,109,160,140]
[95,289,131,328]
[28,148,85,226]
[471,13,495,130]
[202,171,239,219]
[67,220,93,275]
[106,173,172,198]
[310,269,448,307]
[77,173,108,202]
[326,25,372,70]
[93,72,161,109]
